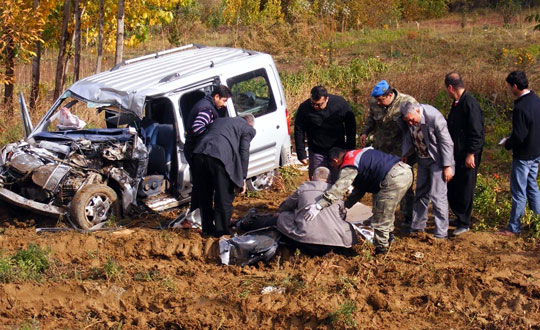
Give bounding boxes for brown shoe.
[496,230,517,236]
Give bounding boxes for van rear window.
[227,68,277,118]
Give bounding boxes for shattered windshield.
[41,95,139,133]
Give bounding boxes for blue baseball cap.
[371,80,390,97]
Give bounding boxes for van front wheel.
[247,171,275,191]
[70,184,120,230]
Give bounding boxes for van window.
[227,68,277,118]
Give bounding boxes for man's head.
[310,86,329,111]
[239,113,255,127]
[312,166,330,182]
[400,102,422,127]
[506,71,529,97]
[211,85,232,110]
[444,72,465,100]
[328,147,347,170]
[371,80,394,106]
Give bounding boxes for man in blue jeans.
[500,71,540,235]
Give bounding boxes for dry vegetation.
[1,9,540,329]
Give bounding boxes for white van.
[0,44,292,229]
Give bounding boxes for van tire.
[70,184,120,230]
[247,171,275,191]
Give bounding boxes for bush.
[0,244,51,283]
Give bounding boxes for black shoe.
[374,246,387,256]
[453,227,470,236]
[389,232,395,245]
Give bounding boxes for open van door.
[18,92,33,138]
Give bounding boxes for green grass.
[0,244,51,283]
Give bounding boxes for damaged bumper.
[0,187,66,217]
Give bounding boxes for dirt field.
[0,170,539,329]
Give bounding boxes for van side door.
[224,67,286,178]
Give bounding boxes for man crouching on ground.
[305,147,413,255]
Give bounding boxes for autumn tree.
[0,0,48,114]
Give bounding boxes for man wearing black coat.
[444,72,484,236]
[294,85,356,182]
[500,71,540,235]
[184,85,232,212]
[191,115,256,237]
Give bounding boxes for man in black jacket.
[192,115,256,237]
[444,72,484,236]
[294,85,356,182]
[500,71,540,235]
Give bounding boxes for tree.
[0,0,47,113]
[115,0,125,65]
[53,0,71,100]
[95,0,105,73]
[74,0,82,82]
[30,0,42,110]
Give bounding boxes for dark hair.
[506,71,528,90]
[211,85,232,98]
[444,72,465,89]
[310,86,328,100]
[328,147,346,161]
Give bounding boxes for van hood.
[68,80,160,118]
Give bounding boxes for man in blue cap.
[359,80,417,227]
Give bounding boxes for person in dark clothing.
[184,85,232,212]
[191,115,256,237]
[444,72,484,236]
[499,71,540,235]
[294,85,356,182]
[304,147,412,256]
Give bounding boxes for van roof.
[68,44,265,118]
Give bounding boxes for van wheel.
[247,171,275,191]
[70,184,120,230]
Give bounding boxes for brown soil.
[0,172,539,329]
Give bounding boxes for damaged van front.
[0,44,292,229]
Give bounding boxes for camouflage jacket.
[360,89,417,156]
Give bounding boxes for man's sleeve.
[400,120,414,157]
[360,105,375,136]
[191,108,214,136]
[278,189,299,212]
[344,105,357,150]
[294,106,308,160]
[319,167,358,208]
[434,112,455,167]
[465,98,484,154]
[505,107,528,150]
[239,127,255,179]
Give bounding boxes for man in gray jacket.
[233,167,357,255]
[400,102,454,239]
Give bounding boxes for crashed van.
[0,44,292,229]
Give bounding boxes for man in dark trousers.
[304,147,413,256]
[191,114,256,237]
[499,71,540,236]
[444,72,484,236]
[184,85,232,212]
[294,85,356,182]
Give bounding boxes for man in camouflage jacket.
[359,80,417,225]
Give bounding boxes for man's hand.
[239,180,247,194]
[465,153,475,169]
[443,166,453,182]
[360,134,368,147]
[304,204,322,221]
[299,159,308,166]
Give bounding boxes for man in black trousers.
[444,72,484,236]
[191,114,256,237]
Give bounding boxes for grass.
[326,299,357,328]
[0,244,51,283]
